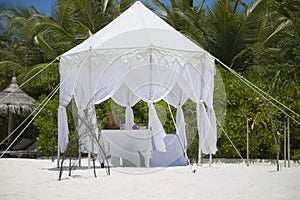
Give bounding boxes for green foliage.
[292,149,300,160]
[133,101,149,126]
[17,62,60,99]
[33,95,78,157]
[95,99,112,130]
[213,59,300,159]
[33,95,58,157]
[183,99,198,161]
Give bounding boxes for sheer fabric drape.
[124,53,182,152]
[58,48,217,156]
[164,84,188,151]
[177,55,217,155]
[112,84,140,130]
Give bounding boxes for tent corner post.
[57,145,60,168]
[88,152,91,170]
[78,142,81,167]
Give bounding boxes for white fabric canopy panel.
[58,1,217,163]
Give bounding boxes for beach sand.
[0,158,299,200]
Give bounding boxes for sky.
[0,0,255,16]
[0,0,57,16]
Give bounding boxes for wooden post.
[287,117,290,168]
[246,118,249,167]
[284,121,287,167]
[57,145,60,168]
[7,108,14,144]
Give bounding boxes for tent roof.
[62,1,205,57]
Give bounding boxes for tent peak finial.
[135,1,143,5]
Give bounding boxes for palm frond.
[34,34,58,60]
[18,62,59,87]
[195,0,206,13]
[0,49,19,60]
[261,18,292,47]
[206,0,243,64]
[0,61,24,72]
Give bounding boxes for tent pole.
[209,153,212,167]
[144,123,151,168]
[198,139,202,166]
[57,145,60,168]
[78,142,81,167]
[88,152,91,169]
[147,109,152,168]
[148,46,153,168]
[197,102,202,166]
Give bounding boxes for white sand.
[0,158,299,200]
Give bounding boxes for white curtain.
[164,84,188,151]
[58,53,88,153]
[203,56,217,154]
[177,55,216,155]
[58,105,69,153]
[74,51,133,153]
[125,53,182,152]
[112,83,140,129]
[59,50,130,153]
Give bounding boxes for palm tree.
[163,0,292,71]
[30,0,134,60]
[147,0,214,49]
[206,0,292,69]
[0,6,45,91]
[0,0,134,94]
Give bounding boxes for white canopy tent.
[58,1,217,166]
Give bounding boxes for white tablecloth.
[100,129,152,167]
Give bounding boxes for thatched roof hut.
[0,77,35,144]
